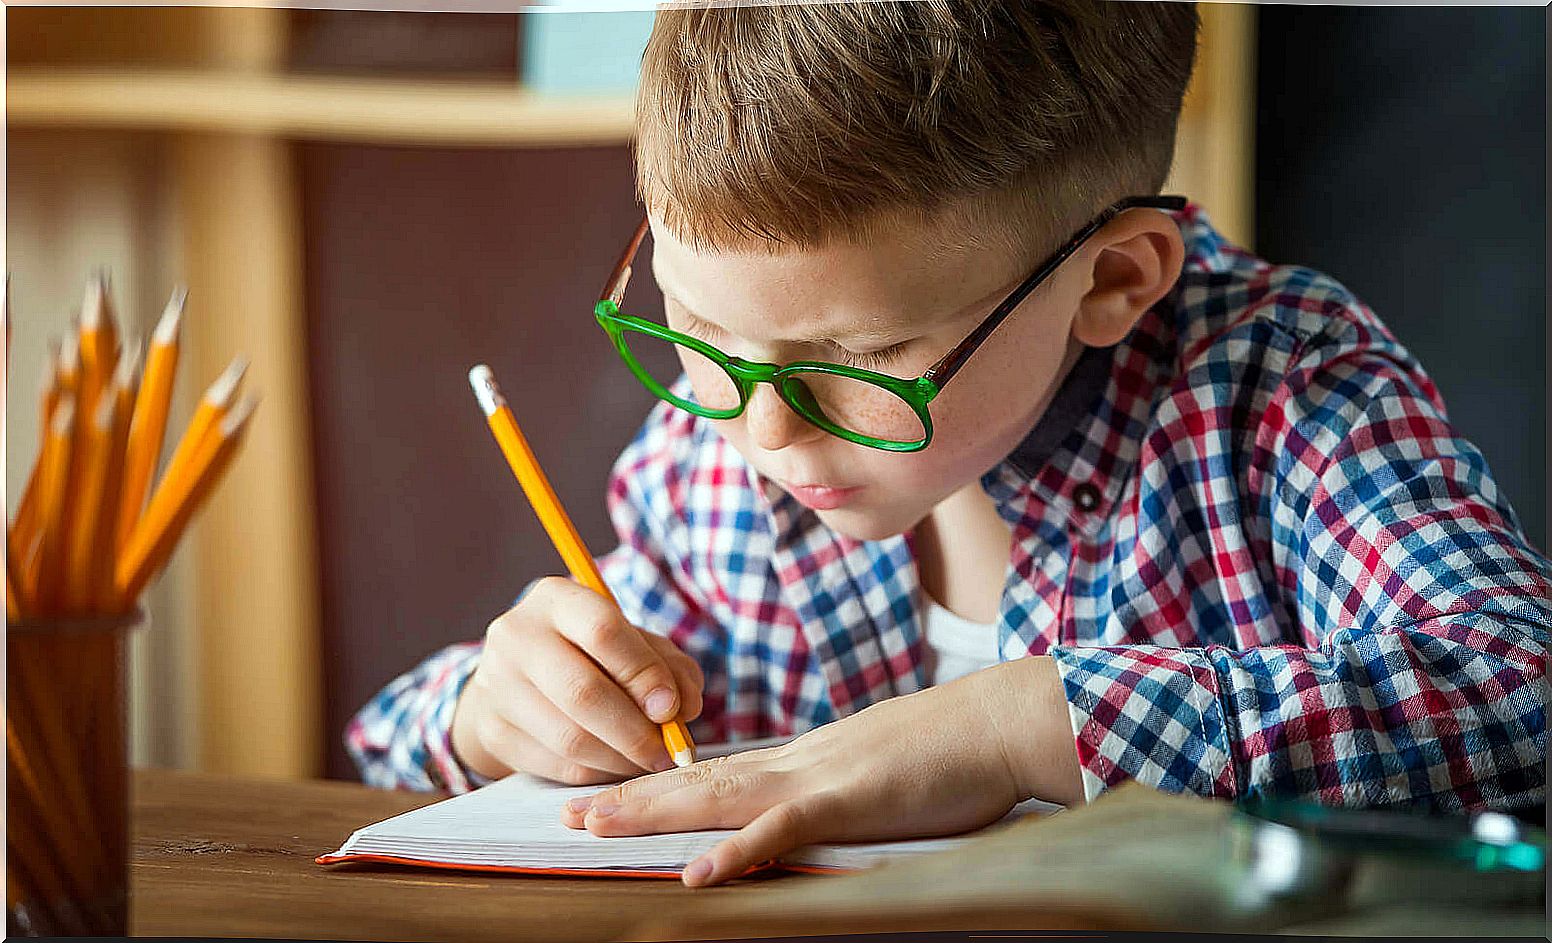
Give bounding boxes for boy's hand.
[560,656,1082,885]
[450,576,704,785]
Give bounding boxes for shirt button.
[1072,483,1102,512]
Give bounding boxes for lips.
[782,481,862,511]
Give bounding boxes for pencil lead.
[115,342,143,389]
[81,273,105,330]
[206,355,250,407]
[222,393,259,435]
[153,288,187,345]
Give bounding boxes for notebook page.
[329,736,1064,873]
[340,772,737,871]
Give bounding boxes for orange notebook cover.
[318,740,1062,879]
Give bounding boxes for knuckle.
[562,670,609,713]
[615,656,669,695]
[532,575,570,601]
[680,755,726,786]
[552,723,592,763]
[485,611,516,643]
[631,730,666,763]
[768,801,807,836]
[575,609,621,650]
[704,772,751,802]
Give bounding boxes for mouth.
[781,481,863,511]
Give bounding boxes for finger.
[544,579,683,723]
[570,756,769,835]
[517,621,674,773]
[473,710,619,786]
[643,633,704,722]
[486,676,642,779]
[683,802,817,887]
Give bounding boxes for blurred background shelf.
[7,68,637,146]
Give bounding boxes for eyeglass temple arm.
[601,217,652,306]
[923,195,1187,388]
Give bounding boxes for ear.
[1071,211,1186,348]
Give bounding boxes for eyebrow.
[655,267,1030,350]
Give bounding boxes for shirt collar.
[982,203,1222,537]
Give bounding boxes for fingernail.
[683,858,712,885]
[566,797,593,814]
[644,687,675,721]
[588,802,619,819]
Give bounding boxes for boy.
[350,0,1549,887]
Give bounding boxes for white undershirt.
[920,593,1001,685]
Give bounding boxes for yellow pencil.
[117,288,185,551]
[96,347,139,608]
[116,394,256,609]
[9,344,62,567]
[133,354,246,536]
[77,272,119,422]
[55,330,90,585]
[29,401,76,615]
[62,391,120,615]
[467,364,696,768]
[60,348,138,613]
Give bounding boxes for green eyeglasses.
[595,194,1187,452]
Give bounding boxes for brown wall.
[300,144,667,779]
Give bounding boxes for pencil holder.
[6,609,144,937]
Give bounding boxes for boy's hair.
[636,0,1199,253]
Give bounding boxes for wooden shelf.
[6,68,636,146]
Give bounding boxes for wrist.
[983,656,1084,806]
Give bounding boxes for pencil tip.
[222,393,259,435]
[81,275,104,329]
[116,341,143,386]
[672,750,694,768]
[206,355,250,405]
[154,288,187,343]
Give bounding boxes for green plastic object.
[595,194,1187,452]
[1235,794,1546,874]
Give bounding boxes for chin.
[812,505,918,543]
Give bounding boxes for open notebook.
[318,738,1063,878]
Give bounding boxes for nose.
[743,382,819,452]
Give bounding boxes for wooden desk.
[132,769,1545,942]
[132,768,797,942]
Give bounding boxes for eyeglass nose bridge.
[720,356,787,408]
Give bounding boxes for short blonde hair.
[636,0,1199,253]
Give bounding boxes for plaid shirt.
[348,206,1550,812]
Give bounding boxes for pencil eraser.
[468,364,503,416]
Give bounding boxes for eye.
[665,303,724,341]
[835,341,911,371]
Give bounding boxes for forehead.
[647,210,1031,342]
